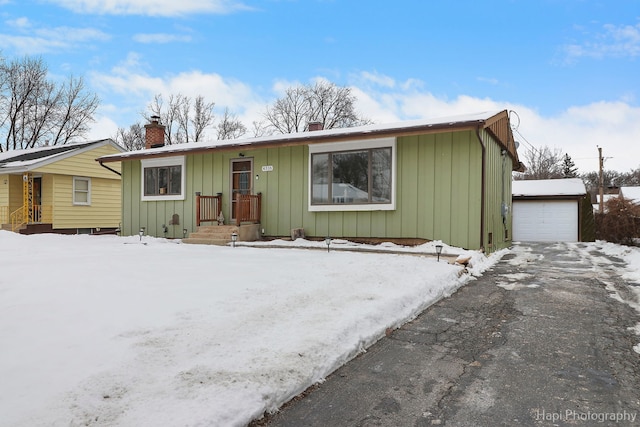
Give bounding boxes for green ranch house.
[97,110,523,253]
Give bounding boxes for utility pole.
[598,146,604,213]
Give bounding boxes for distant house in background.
[98,110,522,253]
[594,193,619,213]
[0,140,124,234]
[619,187,640,204]
[512,178,594,242]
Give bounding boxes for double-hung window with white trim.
[141,156,186,201]
[73,177,91,206]
[308,137,396,212]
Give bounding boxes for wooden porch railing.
[195,192,222,226]
[236,193,262,226]
[10,206,23,232]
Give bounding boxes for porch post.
[195,192,201,227]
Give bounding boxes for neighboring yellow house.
[0,139,124,234]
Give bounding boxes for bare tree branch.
[0,55,98,151]
[216,108,246,140]
[263,81,371,134]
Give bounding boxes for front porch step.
[181,237,230,246]
[182,225,240,245]
[1,223,25,232]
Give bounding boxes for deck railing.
[235,193,262,226]
[195,192,222,226]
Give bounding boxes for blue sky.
[1,0,639,173]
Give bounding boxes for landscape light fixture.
[435,244,443,262]
[325,236,331,253]
[183,228,188,238]
[139,227,145,241]
[231,232,238,248]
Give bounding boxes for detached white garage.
[512,179,587,242]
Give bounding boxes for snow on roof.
[512,178,586,197]
[596,194,617,203]
[0,140,118,172]
[99,110,505,162]
[620,186,640,203]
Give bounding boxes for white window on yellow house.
[73,177,91,205]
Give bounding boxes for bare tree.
[192,96,215,142]
[264,81,371,134]
[515,145,564,180]
[0,55,99,151]
[114,122,145,151]
[250,120,274,138]
[216,108,247,140]
[264,85,310,133]
[147,93,214,144]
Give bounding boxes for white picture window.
[141,156,186,201]
[73,177,91,205]
[309,138,396,212]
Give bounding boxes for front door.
[230,158,253,221]
[33,177,42,222]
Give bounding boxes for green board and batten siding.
[121,129,511,251]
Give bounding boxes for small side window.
[73,177,91,206]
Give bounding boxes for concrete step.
[0,223,24,232]
[182,237,230,246]
[182,225,240,245]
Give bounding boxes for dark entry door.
[230,159,252,221]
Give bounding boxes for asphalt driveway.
[254,242,640,426]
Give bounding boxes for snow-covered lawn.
[0,231,497,426]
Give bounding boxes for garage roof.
[620,186,640,203]
[512,178,586,197]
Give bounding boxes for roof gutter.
[98,160,121,176]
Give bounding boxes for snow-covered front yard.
[9,234,640,426]
[0,231,500,426]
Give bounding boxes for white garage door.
[512,200,578,242]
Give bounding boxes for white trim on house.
[140,156,186,201]
[308,137,397,212]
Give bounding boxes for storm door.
[230,158,253,221]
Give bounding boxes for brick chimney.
[144,115,166,149]
[307,121,323,131]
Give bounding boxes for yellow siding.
[41,174,53,207]
[8,175,23,213]
[51,174,121,229]
[0,174,8,222]
[0,174,8,205]
[35,144,122,179]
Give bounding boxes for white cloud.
[43,0,252,16]
[0,20,110,54]
[347,71,640,173]
[133,33,192,44]
[90,59,266,140]
[564,21,640,60]
[88,64,640,173]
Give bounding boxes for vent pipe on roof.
[144,116,165,149]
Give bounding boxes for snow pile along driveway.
[0,232,499,427]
